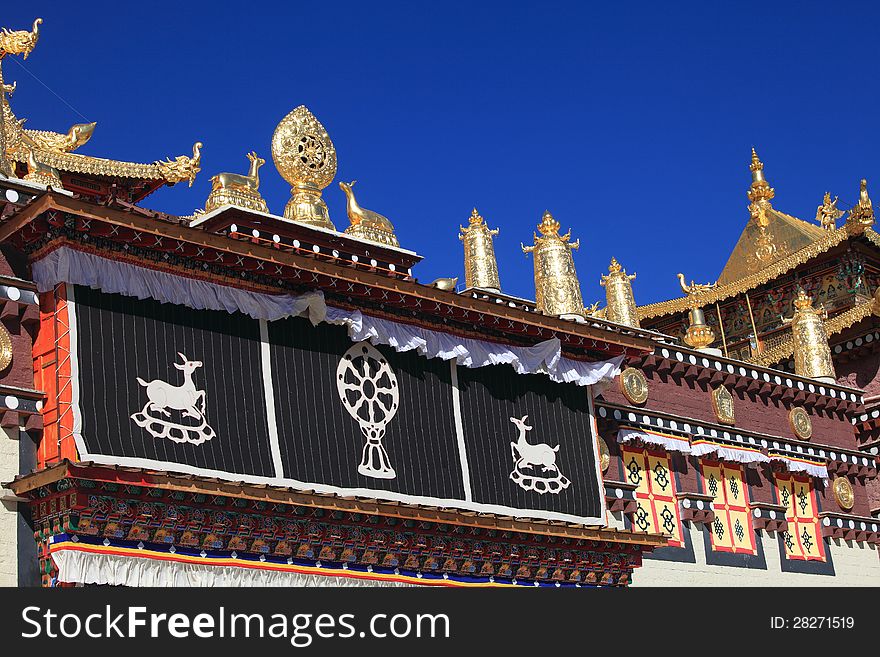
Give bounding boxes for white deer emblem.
[508,415,571,495]
[130,353,216,445]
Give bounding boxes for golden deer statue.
[211,151,265,192]
[339,180,395,232]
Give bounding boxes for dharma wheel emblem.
[711,385,735,425]
[832,476,854,511]
[336,342,400,480]
[620,367,648,405]
[788,407,812,440]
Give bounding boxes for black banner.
[71,287,604,523]
[72,285,275,478]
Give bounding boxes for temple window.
[700,460,757,554]
[621,446,684,547]
[776,473,826,562]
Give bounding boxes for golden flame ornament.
[271,106,337,229]
[522,211,585,320]
[459,208,501,292]
[783,288,835,381]
[600,257,639,327]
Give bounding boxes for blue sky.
[4,2,878,306]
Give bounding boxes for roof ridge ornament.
[522,211,585,321]
[677,273,717,350]
[600,257,640,328]
[459,207,501,292]
[0,18,41,59]
[271,105,337,230]
[205,151,269,213]
[340,180,400,247]
[747,147,775,205]
[815,191,843,230]
[782,288,835,382]
[846,178,874,234]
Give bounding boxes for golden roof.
[639,150,866,320]
[0,18,201,186]
[716,206,826,285]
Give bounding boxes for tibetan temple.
[0,19,878,588]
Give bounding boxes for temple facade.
[0,19,877,587]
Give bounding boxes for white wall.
[616,513,880,586]
[0,426,20,586]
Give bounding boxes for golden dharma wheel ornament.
[271,106,338,229]
[0,324,12,370]
[788,406,812,440]
[832,476,854,511]
[619,367,648,405]
[711,385,735,425]
[597,437,610,473]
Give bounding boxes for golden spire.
[271,106,337,229]
[747,147,775,205]
[600,257,639,327]
[522,211,585,320]
[784,288,835,381]
[340,180,399,247]
[459,207,501,292]
[677,273,717,349]
[846,178,874,234]
[205,151,269,214]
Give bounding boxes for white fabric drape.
[32,246,623,387]
[768,453,829,480]
[51,548,415,588]
[689,440,770,465]
[616,428,692,454]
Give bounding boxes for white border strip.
[587,391,609,521]
[449,362,472,502]
[259,319,285,478]
[66,285,89,458]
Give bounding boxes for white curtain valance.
[689,439,770,466]
[617,428,692,454]
[50,546,414,588]
[32,246,623,387]
[768,452,829,480]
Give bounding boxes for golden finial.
[815,192,843,230]
[459,206,500,292]
[271,106,337,229]
[600,257,639,327]
[536,210,561,237]
[749,147,762,172]
[676,272,717,350]
[846,178,874,234]
[783,288,834,381]
[340,180,399,247]
[205,151,269,213]
[747,146,775,204]
[522,211,584,320]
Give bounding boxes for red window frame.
[699,459,757,555]
[621,445,684,548]
[776,472,826,562]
